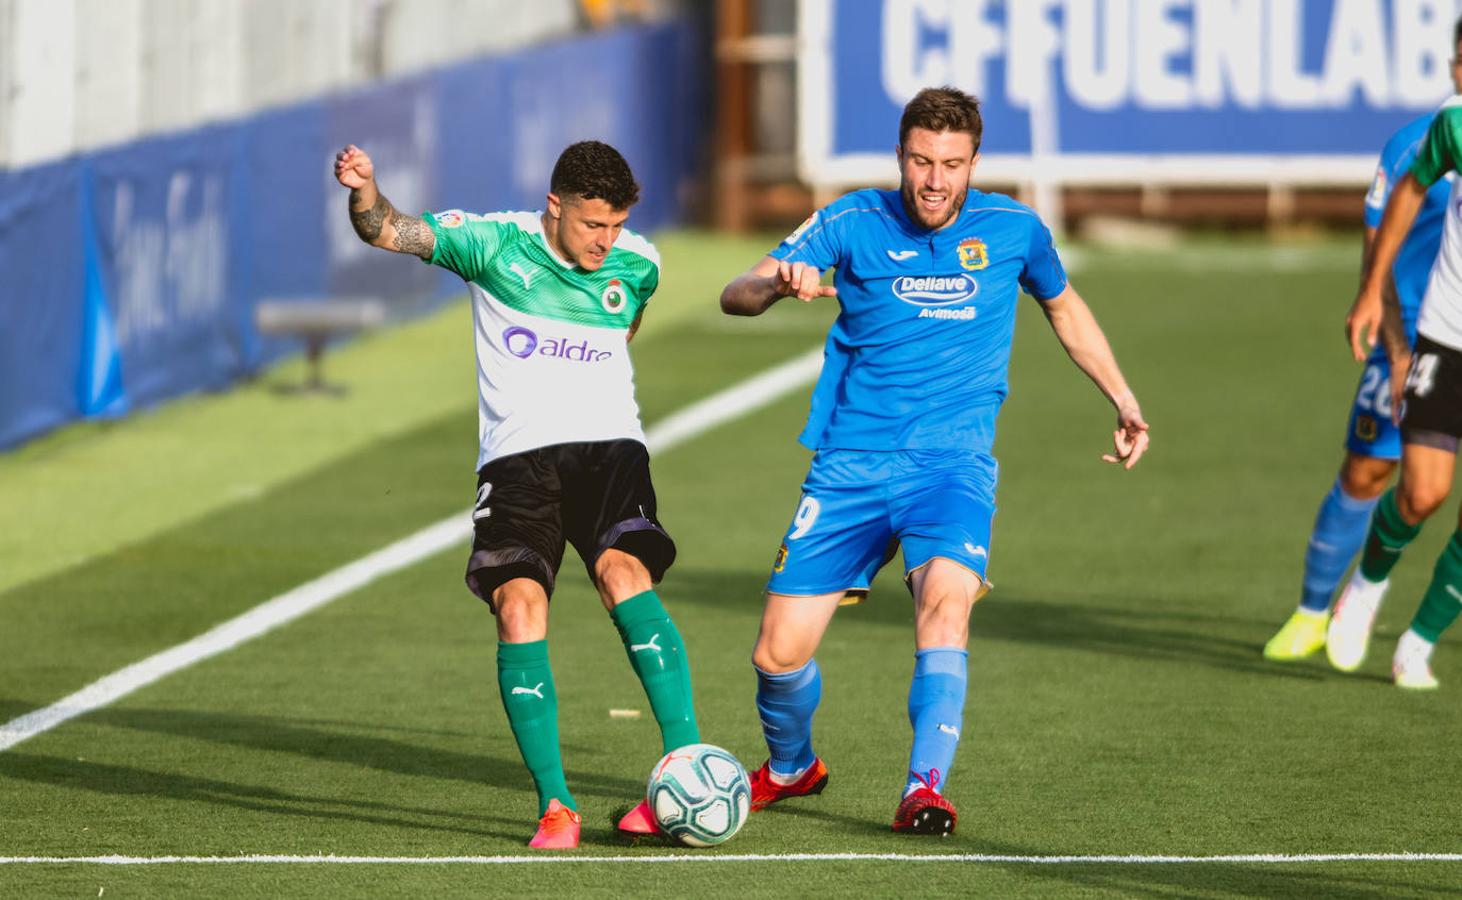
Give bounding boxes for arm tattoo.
[349,189,390,242]
[390,211,434,259]
[1381,279,1410,364]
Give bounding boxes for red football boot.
[749,758,829,811]
[616,799,659,835]
[892,770,957,836]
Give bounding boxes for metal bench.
[254,298,388,391]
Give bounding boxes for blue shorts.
[766,449,997,596]
[1345,347,1403,460]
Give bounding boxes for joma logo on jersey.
[892,274,978,307]
[501,326,612,363]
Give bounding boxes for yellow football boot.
[1263,609,1329,661]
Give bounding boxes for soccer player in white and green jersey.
[335,140,700,847]
[1340,93,1462,690]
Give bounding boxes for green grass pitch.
[1,233,1459,897]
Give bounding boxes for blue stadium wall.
[0,19,707,449]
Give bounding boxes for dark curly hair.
[899,86,983,154]
[550,141,640,210]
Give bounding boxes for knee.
[494,580,548,642]
[752,632,812,674]
[915,583,976,648]
[1399,480,1448,523]
[1339,458,1394,500]
[594,550,651,602]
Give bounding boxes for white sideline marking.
[1,852,1459,866]
[0,347,825,754]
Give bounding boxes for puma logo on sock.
[630,634,662,654]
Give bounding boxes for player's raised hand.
[774,260,838,302]
[1346,288,1382,362]
[1102,405,1150,470]
[335,145,374,190]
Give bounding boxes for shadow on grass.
[0,703,645,842]
[66,705,642,802]
[666,568,1339,683]
[966,836,1450,899]
[0,750,522,840]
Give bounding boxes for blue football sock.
[904,647,968,797]
[755,659,821,777]
[1300,478,1380,612]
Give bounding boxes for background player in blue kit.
[1263,22,1462,665]
[718,87,1149,835]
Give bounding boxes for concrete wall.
[0,0,580,169]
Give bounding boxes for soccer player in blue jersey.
[718,87,1149,835]
[1264,22,1462,667]
[1322,22,1462,689]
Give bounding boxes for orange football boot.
[528,799,581,849]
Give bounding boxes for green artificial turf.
[2,232,1459,897]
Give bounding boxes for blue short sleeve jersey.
[1365,112,1449,342]
[769,188,1067,453]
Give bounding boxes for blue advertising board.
[0,18,707,450]
[800,0,1462,185]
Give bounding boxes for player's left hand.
[1346,289,1382,362]
[1102,405,1149,470]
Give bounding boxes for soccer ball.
[646,743,751,847]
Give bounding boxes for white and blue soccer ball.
[647,743,751,847]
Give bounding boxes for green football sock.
[1410,531,1462,643]
[1358,489,1423,582]
[496,639,575,816]
[610,590,701,754]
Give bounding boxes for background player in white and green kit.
[1339,92,1462,690]
[335,141,699,847]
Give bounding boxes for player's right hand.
[1102,404,1150,470]
[774,260,837,302]
[335,145,374,190]
[1346,288,1382,362]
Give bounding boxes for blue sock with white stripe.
[904,647,968,797]
[755,659,821,778]
[1300,478,1379,612]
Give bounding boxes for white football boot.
[1326,571,1389,672]
[1392,630,1440,691]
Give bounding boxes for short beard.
[900,181,966,231]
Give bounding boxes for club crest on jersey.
[435,210,465,229]
[957,237,989,271]
[601,279,628,314]
[1354,414,1378,442]
[773,543,789,573]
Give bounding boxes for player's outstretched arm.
[720,256,836,316]
[334,144,435,260]
[1350,174,1425,361]
[1039,285,1150,470]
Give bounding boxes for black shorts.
[464,439,676,608]
[1401,336,1462,452]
